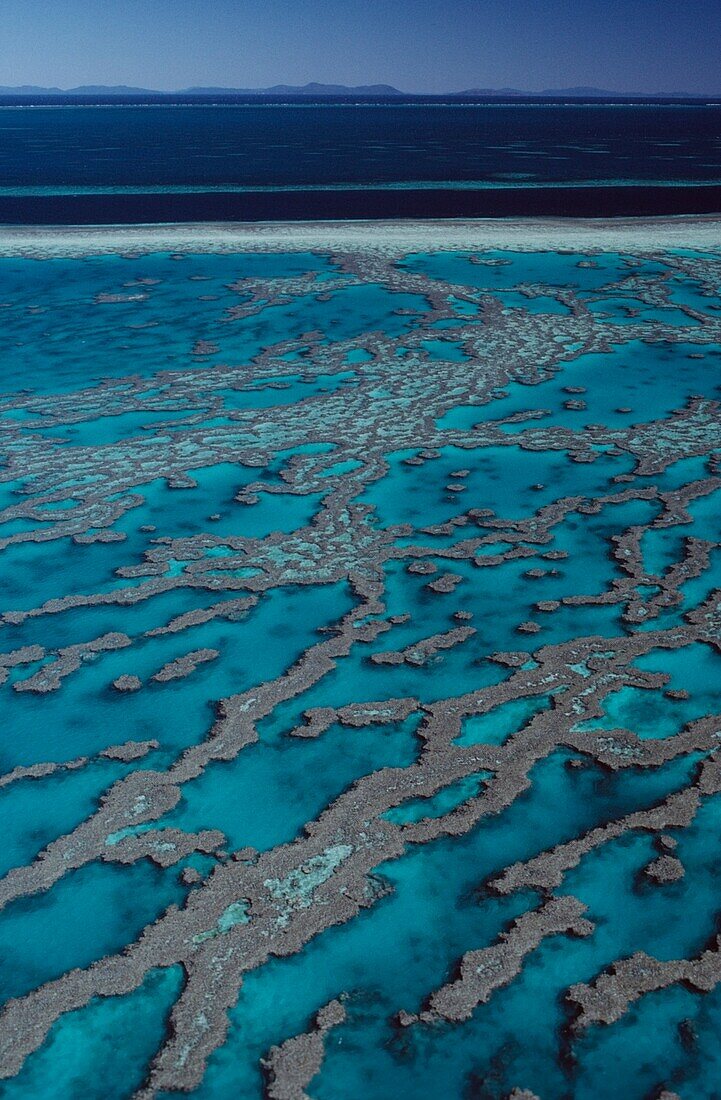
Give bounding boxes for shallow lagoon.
[1,243,721,1098]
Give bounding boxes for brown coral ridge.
[370,625,476,667]
[12,632,132,694]
[643,854,685,884]
[401,896,593,1025]
[490,753,721,899]
[261,999,347,1100]
[0,644,45,685]
[568,938,721,1029]
[0,739,158,789]
[151,647,220,682]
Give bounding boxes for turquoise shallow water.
[1,244,721,1098]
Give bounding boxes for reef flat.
[3,213,721,259]
[0,230,720,1098]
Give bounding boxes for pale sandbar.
[1,214,720,259]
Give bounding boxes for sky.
[2,0,720,94]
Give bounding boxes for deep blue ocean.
[1,98,721,221]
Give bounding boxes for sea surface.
[0,242,720,1097]
[1,99,721,221]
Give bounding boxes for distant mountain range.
[455,85,717,97]
[0,82,717,98]
[0,82,403,96]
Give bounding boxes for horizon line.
[1,82,721,99]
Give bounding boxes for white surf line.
[1,214,720,258]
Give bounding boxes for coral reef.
[0,238,720,1097]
